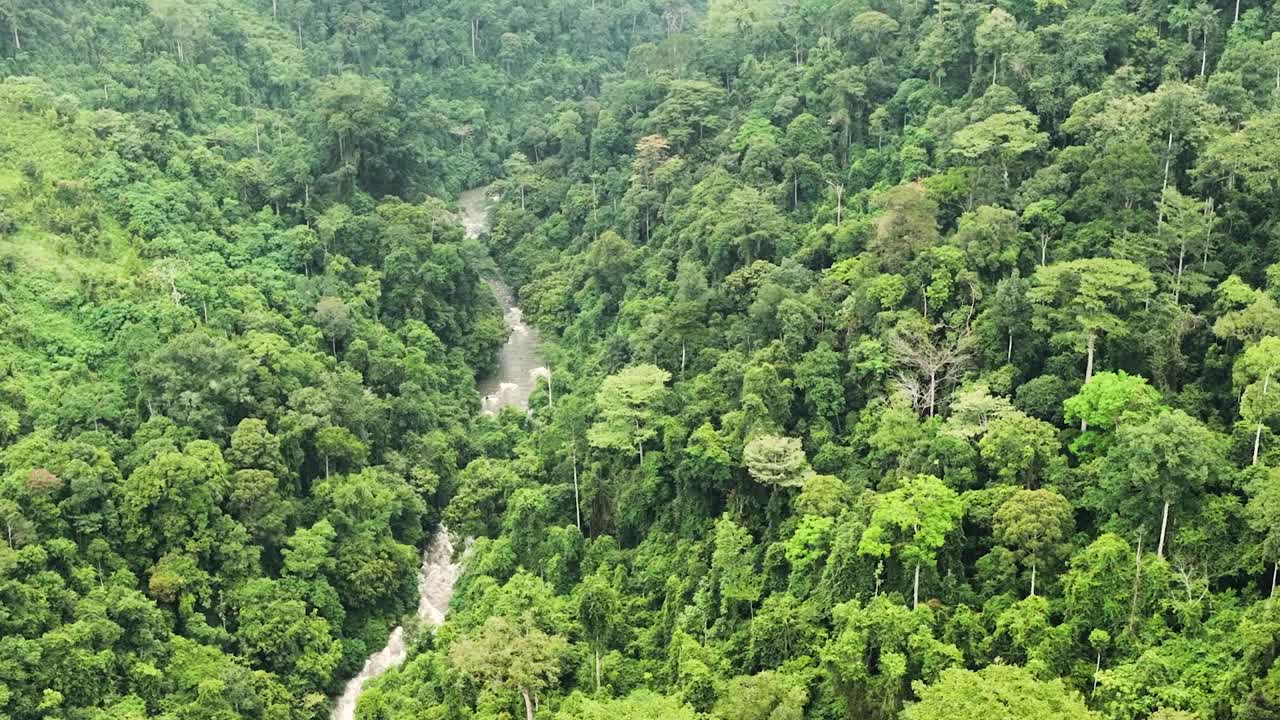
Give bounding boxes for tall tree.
[588,364,671,465]
[994,489,1074,596]
[1028,259,1155,412]
[575,571,621,691]
[1098,410,1225,558]
[859,474,964,609]
[451,615,569,720]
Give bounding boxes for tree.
[558,690,698,720]
[445,458,521,538]
[451,615,569,720]
[903,665,1099,720]
[575,571,621,691]
[747,594,821,670]
[951,205,1023,279]
[1098,410,1225,558]
[1062,371,1163,453]
[313,425,366,478]
[795,342,845,421]
[712,514,761,617]
[311,73,395,186]
[234,578,342,693]
[1022,199,1064,266]
[868,182,939,270]
[850,11,899,59]
[743,434,809,491]
[1153,188,1215,304]
[950,107,1047,193]
[122,441,229,556]
[822,595,961,720]
[889,329,970,419]
[713,670,806,720]
[973,9,1017,87]
[1028,259,1155,404]
[503,152,540,209]
[1212,276,1280,344]
[1244,470,1280,596]
[313,296,352,355]
[859,475,964,608]
[1233,337,1280,465]
[994,489,1074,596]
[588,364,671,464]
[979,412,1060,488]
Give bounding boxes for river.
[330,186,542,720]
[461,186,549,415]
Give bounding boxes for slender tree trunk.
[1254,371,1270,464]
[1234,0,1241,23]
[1127,534,1143,634]
[927,370,937,418]
[594,649,601,691]
[272,0,278,19]
[913,563,921,609]
[324,455,330,479]
[1092,651,1102,693]
[1085,331,1096,383]
[1174,241,1186,304]
[1202,197,1214,272]
[1200,30,1208,77]
[1040,232,1049,265]
[520,686,535,720]
[1161,132,1174,198]
[1007,331,1013,363]
[1157,499,1171,558]
[1081,331,1096,431]
[10,16,17,50]
[1271,561,1277,597]
[1030,561,1037,597]
[572,444,581,532]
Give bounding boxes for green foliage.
[994,489,1074,596]
[557,689,698,720]
[6,1,1280,719]
[450,614,570,717]
[588,364,671,463]
[743,434,809,490]
[859,475,964,606]
[904,664,1098,720]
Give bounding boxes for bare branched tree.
[890,329,971,418]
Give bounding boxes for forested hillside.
[2,1,1280,720]
[0,1,666,717]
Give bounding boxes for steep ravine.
[331,187,544,719]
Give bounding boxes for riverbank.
[331,185,547,719]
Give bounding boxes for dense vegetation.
[3,1,1280,720]
[0,0,668,717]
